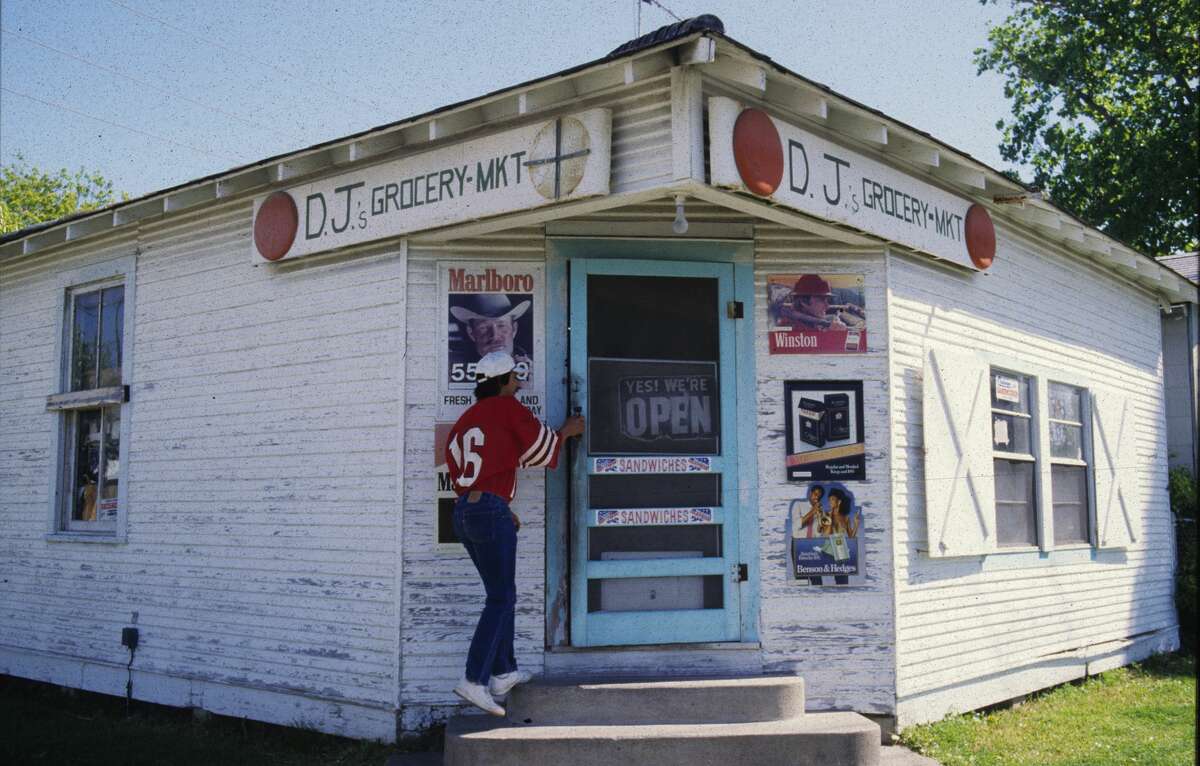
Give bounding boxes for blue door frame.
[545,239,760,648]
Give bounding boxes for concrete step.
[444,711,881,766]
[505,675,806,725]
[543,643,765,679]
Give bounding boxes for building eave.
[0,27,711,255]
[2,18,1191,304]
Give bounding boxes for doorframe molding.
[544,237,760,648]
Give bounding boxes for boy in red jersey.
[446,351,584,715]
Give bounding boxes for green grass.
[0,674,434,766]
[900,652,1196,766]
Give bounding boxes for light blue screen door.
[569,258,741,646]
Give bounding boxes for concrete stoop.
[442,676,881,766]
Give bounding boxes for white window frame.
[985,358,1097,554]
[46,255,136,544]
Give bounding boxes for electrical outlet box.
[121,627,139,650]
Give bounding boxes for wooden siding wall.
[0,200,407,740]
[396,78,675,731]
[889,227,1179,726]
[1,75,674,740]
[399,229,546,731]
[609,77,673,194]
[752,225,896,714]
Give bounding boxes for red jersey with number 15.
[445,395,562,502]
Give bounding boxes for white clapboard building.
[1,16,1190,743]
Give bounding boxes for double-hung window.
[1048,382,1090,545]
[990,369,1038,547]
[989,369,1093,548]
[923,348,1122,557]
[48,279,129,536]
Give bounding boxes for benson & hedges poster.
[788,482,862,584]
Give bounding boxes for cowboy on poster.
[437,263,545,420]
[767,274,867,353]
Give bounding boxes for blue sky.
[0,1,1015,198]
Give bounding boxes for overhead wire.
[0,86,246,162]
[103,0,390,119]
[0,26,309,145]
[641,0,682,23]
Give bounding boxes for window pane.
[590,474,720,509]
[992,412,1032,454]
[71,409,103,521]
[990,370,1029,414]
[1050,422,1083,460]
[588,275,718,361]
[590,525,722,560]
[1052,465,1089,545]
[70,291,100,391]
[588,575,723,612]
[1048,382,1082,422]
[588,359,720,455]
[97,405,121,521]
[98,286,124,387]
[994,459,1037,546]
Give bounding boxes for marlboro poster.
[788,482,862,583]
[433,422,460,548]
[767,274,866,354]
[438,263,545,421]
[784,380,865,481]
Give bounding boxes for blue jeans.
[453,492,518,685]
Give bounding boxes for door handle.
[569,373,583,417]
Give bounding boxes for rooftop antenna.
[637,0,682,35]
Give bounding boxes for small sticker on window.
[995,375,1020,403]
[993,416,1010,448]
[98,498,118,520]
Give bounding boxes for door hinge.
[737,563,748,582]
[726,301,744,319]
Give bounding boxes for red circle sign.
[965,204,996,270]
[732,108,783,197]
[254,191,299,262]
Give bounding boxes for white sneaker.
[488,670,533,697]
[453,680,505,716]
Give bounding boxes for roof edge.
[1,15,1189,302]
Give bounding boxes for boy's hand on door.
[511,511,521,531]
[559,415,585,438]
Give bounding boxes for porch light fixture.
[672,194,689,234]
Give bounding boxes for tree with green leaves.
[976,0,1198,255]
[0,155,125,235]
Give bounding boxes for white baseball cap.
[476,351,516,380]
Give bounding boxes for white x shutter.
[1090,388,1137,548]
[922,347,995,557]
